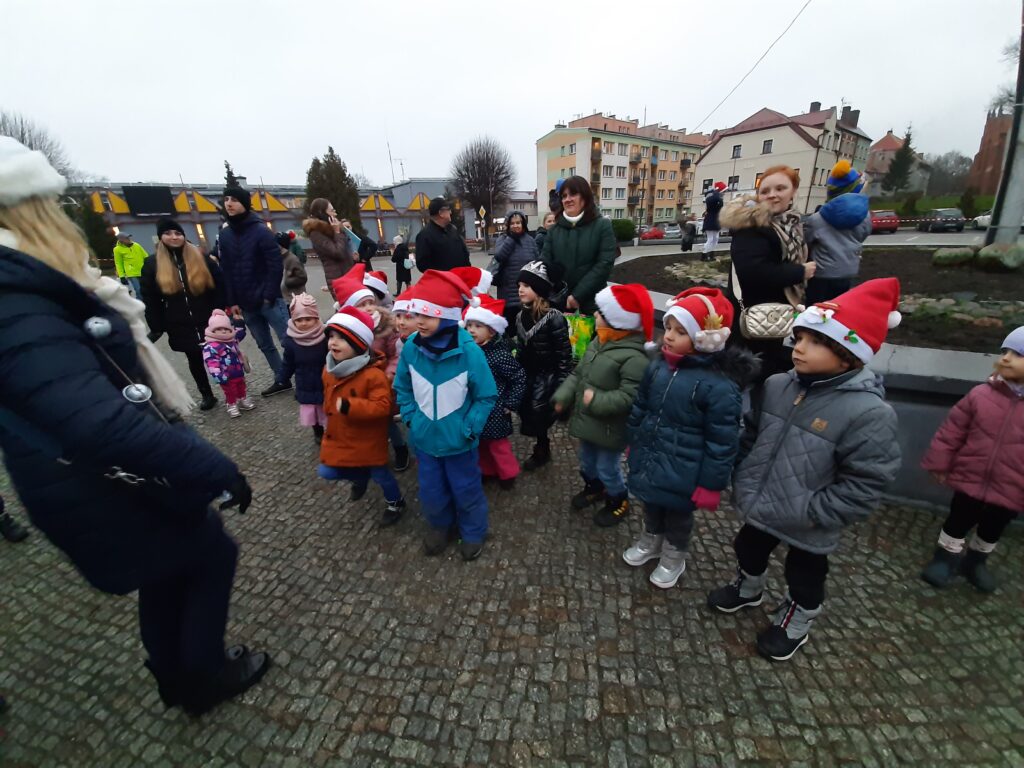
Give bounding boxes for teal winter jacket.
[394,328,498,457]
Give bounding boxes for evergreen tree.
[958,187,978,219]
[224,160,239,187]
[882,128,915,195]
[63,191,117,267]
[304,146,364,236]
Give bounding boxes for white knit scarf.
[1,229,194,416]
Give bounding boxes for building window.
[754,172,764,189]
[728,175,739,190]
[731,145,742,159]
[702,179,713,193]
[762,139,773,154]
[615,208,625,217]
[658,170,666,181]
[671,150,679,160]
[616,167,626,178]
[603,165,613,177]
[618,142,628,155]
[601,187,612,199]
[604,141,614,154]
[569,143,576,154]
[560,145,565,156]
[615,188,625,199]
[559,168,565,178]
[668,190,675,199]
[661,149,668,160]
[656,189,665,200]
[669,171,677,181]
[684,190,692,201]
[641,147,649,157]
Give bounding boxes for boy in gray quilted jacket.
[708,278,902,661]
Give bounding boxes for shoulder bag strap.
[730,262,746,311]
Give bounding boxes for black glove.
[147,330,163,343]
[219,473,252,514]
[119,277,129,285]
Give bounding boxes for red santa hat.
[408,269,474,321]
[393,288,413,315]
[463,295,507,335]
[450,266,493,296]
[595,283,656,349]
[325,306,375,352]
[663,287,734,353]
[331,276,375,309]
[363,270,390,296]
[792,277,902,364]
[713,181,727,192]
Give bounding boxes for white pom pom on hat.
[888,310,902,329]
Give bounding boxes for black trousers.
[734,524,829,609]
[138,522,238,681]
[805,276,851,305]
[644,501,696,550]
[942,492,1018,544]
[183,347,214,398]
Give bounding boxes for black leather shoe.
[182,648,271,716]
[199,394,218,411]
[260,381,292,397]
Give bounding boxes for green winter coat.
[541,214,616,315]
[552,332,649,450]
[112,242,149,278]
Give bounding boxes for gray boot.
[649,543,686,589]
[756,594,822,661]
[623,530,663,566]
[707,568,766,612]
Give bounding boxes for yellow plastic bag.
[566,312,595,361]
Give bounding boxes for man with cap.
[413,197,471,273]
[217,186,292,397]
[112,231,149,298]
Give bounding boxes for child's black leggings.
[734,524,829,610]
[942,492,1017,544]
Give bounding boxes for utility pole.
[987,3,1024,245]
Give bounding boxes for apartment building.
[536,112,710,224]
[692,102,872,214]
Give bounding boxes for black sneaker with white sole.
[260,381,293,398]
[706,568,766,613]
[755,595,821,662]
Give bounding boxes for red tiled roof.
[790,109,834,127]
[871,132,903,152]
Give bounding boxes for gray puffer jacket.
[733,367,900,554]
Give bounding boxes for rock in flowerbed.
[932,247,977,267]
[977,243,1024,272]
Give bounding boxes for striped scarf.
[771,210,808,307]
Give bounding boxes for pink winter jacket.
[921,376,1024,513]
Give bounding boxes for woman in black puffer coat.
[141,218,226,410]
[0,138,269,716]
[514,260,573,470]
[490,211,538,333]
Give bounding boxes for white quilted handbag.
[731,263,796,341]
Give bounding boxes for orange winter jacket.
[320,356,392,468]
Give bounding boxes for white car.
[972,211,992,229]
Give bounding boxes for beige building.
[693,102,872,214]
[536,113,710,225]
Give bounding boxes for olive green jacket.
[552,333,649,450]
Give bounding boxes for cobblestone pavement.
[2,265,1023,767]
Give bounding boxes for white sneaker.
[238,397,257,411]
[649,544,686,589]
[226,403,241,418]
[623,531,664,567]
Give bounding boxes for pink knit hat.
[204,309,236,342]
[289,292,321,321]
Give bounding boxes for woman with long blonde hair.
[0,137,269,714]
[140,218,225,410]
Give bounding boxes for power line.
[693,0,815,132]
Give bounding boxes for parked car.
[917,208,965,233]
[972,211,992,229]
[661,223,681,238]
[640,227,665,240]
[870,210,900,234]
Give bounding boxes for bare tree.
[1002,37,1020,66]
[990,84,1015,114]
[0,111,76,180]
[351,172,373,189]
[450,136,515,247]
[924,151,972,196]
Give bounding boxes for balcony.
[591,145,602,160]
[629,175,641,185]
[627,196,641,206]
[650,154,659,165]
[629,153,641,164]
[681,158,692,168]
[590,173,601,185]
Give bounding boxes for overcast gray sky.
[2,0,1017,189]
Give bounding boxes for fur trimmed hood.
[719,195,774,231]
[708,345,761,389]
[302,217,334,238]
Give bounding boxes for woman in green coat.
[541,175,617,315]
[553,284,654,528]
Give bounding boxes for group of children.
[199,249,1024,661]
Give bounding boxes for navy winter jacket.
[217,213,285,311]
[279,337,329,405]
[627,348,759,508]
[480,337,527,439]
[0,247,239,595]
[490,233,539,308]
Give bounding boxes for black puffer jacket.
[140,249,226,352]
[514,307,573,437]
[0,247,239,596]
[491,232,539,309]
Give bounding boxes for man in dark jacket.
[702,182,726,262]
[414,197,471,272]
[218,186,292,397]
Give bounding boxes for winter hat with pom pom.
[408,269,474,320]
[664,287,734,353]
[463,295,508,335]
[792,277,901,364]
[595,283,656,350]
[826,160,864,199]
[450,266,493,297]
[0,136,67,207]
